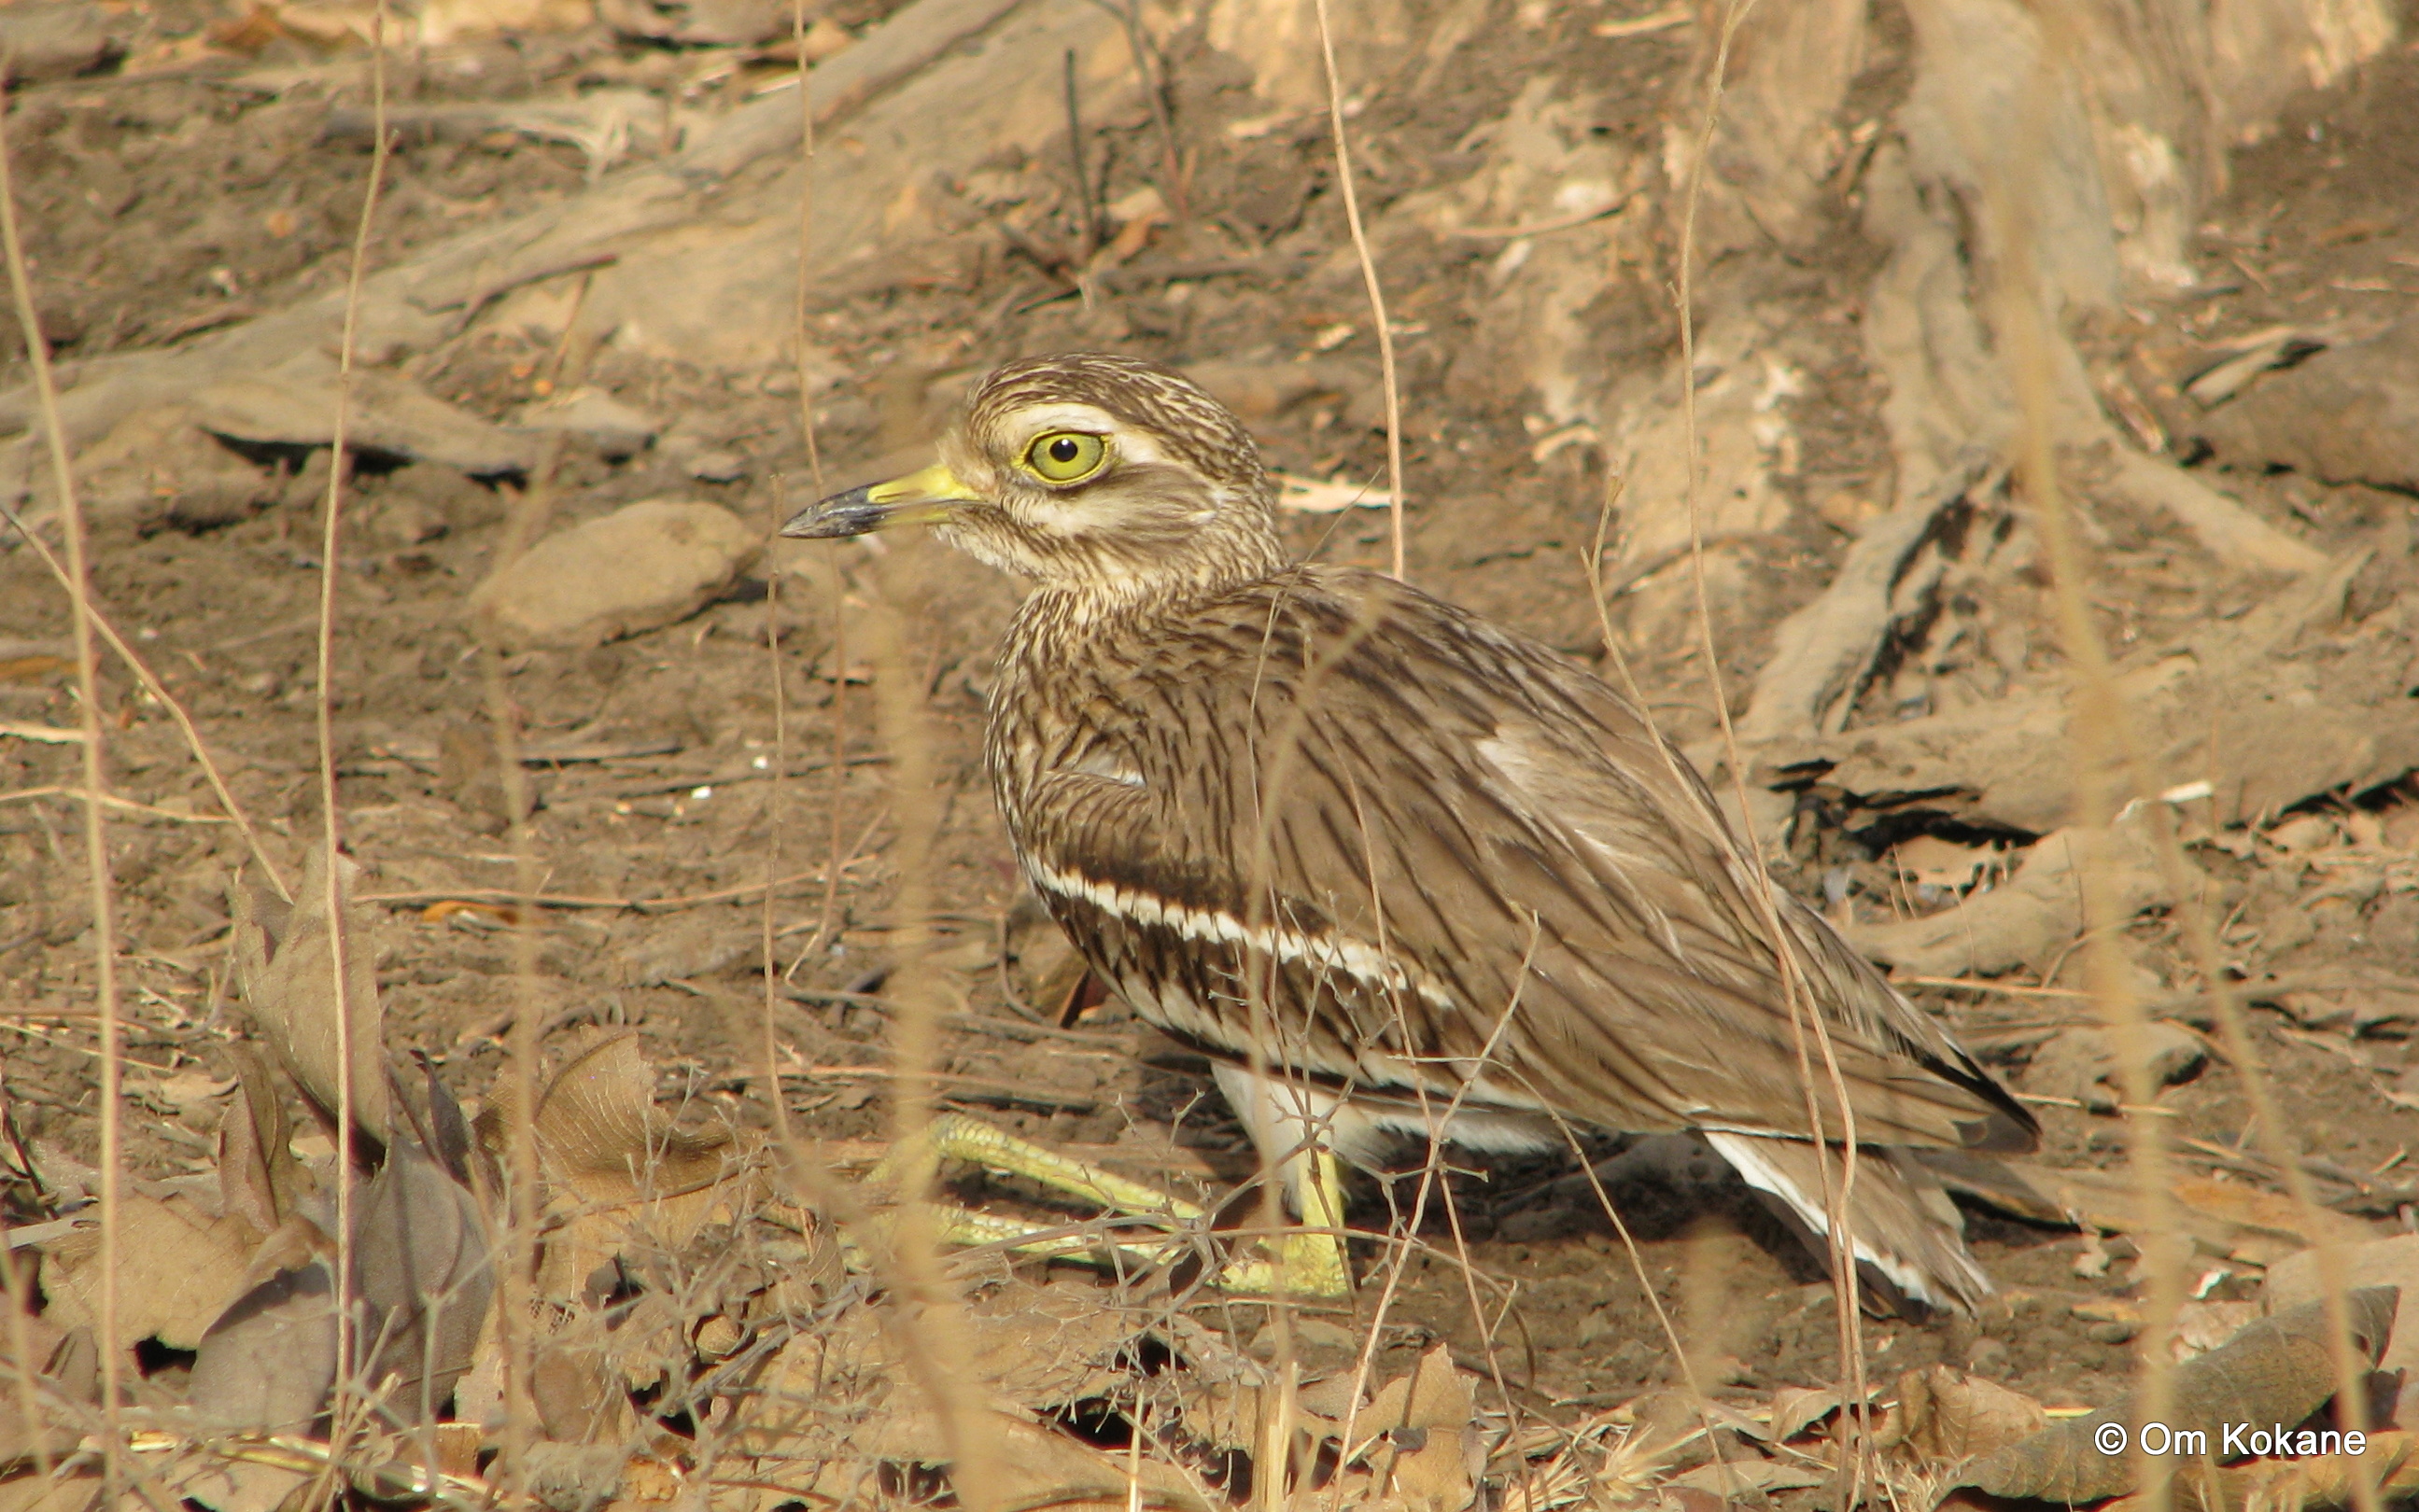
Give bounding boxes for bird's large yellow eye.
[1022,430,1109,484]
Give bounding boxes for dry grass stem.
[1664,0,1872,1491]
[1309,0,1406,579]
[313,0,394,1439]
[0,71,131,1505]
[1971,18,2383,1510]
[861,585,1007,1506]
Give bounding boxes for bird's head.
[781,353,1287,602]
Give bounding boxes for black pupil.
[1048,437,1081,463]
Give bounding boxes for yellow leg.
[1163,1142,1352,1299]
[865,1113,1349,1296]
[925,1113,1204,1222]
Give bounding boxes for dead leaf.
[1666,1457,1830,1496]
[188,1258,339,1433]
[1849,822,2184,978]
[171,1455,316,1512]
[349,1137,493,1423]
[1890,834,2011,892]
[1874,1365,2046,1463]
[1769,1384,1849,1444]
[478,1029,759,1300]
[230,846,391,1148]
[36,1189,256,1354]
[216,1043,299,1236]
[1345,1345,1482,1512]
[2267,1233,2419,1389]
[193,1103,489,1431]
[0,1317,82,1468]
[2094,1430,2419,1512]
[0,1471,105,1512]
[2022,1022,2206,1113]
[126,1068,236,1113]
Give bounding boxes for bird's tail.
[1701,1131,1990,1317]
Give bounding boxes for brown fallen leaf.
[1957,1288,2398,1504]
[230,845,390,1151]
[215,1043,300,1238]
[1769,1383,1854,1445]
[0,1469,105,1512]
[478,1029,763,1301]
[35,1189,256,1354]
[1875,1365,2046,1463]
[1665,1456,1831,1497]
[0,1318,83,1468]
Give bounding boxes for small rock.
[278,450,335,512]
[0,4,126,83]
[370,497,449,549]
[2023,1022,2205,1113]
[688,448,746,483]
[469,499,760,651]
[521,1442,624,1512]
[516,387,659,461]
[2195,315,2419,493]
[73,406,277,533]
[194,361,538,478]
[600,0,785,45]
[1964,1336,2012,1377]
[1575,1305,1620,1348]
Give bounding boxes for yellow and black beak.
[780,462,979,539]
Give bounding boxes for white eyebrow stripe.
[1008,405,1174,467]
[1030,862,1458,1011]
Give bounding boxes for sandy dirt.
[3,0,2418,1499]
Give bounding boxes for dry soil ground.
[4,0,2419,1500]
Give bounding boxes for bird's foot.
[873,1113,1349,1297]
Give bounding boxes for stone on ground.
[470,499,760,651]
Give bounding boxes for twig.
[759,0,842,1154]
[0,787,235,823]
[313,0,396,1461]
[361,858,868,913]
[1965,12,2377,1499]
[611,750,888,798]
[1309,0,1406,580]
[856,577,1007,1502]
[1109,0,1188,221]
[1665,0,1873,1495]
[1443,196,1637,240]
[1062,49,1100,260]
[0,66,128,1500]
[776,1063,1101,1114]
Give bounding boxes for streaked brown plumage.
[784,352,2038,1313]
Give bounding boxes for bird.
[782,351,2038,1315]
